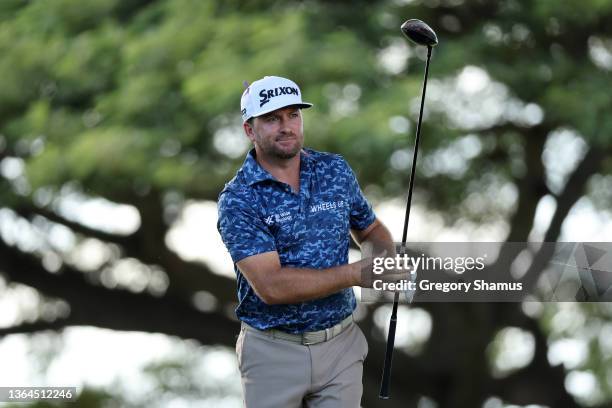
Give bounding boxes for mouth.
[275,136,298,147]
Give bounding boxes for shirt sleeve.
[217,188,277,263]
[340,158,376,230]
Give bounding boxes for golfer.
[217,75,394,407]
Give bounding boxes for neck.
[254,148,301,191]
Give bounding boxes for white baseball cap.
[240,76,313,122]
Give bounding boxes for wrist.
[350,259,368,287]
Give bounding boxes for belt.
[244,315,354,346]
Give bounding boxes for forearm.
[265,224,395,304]
[261,261,365,305]
[357,221,396,257]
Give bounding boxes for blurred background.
[1,0,611,407]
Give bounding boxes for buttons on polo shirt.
[281,184,296,195]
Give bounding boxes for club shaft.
[379,45,432,400]
[401,46,432,244]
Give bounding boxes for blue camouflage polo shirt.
[217,147,376,333]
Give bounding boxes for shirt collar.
[240,148,315,186]
[240,149,274,186]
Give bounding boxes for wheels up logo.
[310,200,345,213]
[259,86,299,107]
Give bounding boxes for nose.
[279,117,293,134]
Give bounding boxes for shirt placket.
[298,158,312,215]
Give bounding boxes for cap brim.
[251,102,313,119]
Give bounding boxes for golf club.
[379,19,438,400]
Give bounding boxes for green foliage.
[1,1,612,406]
[0,0,609,235]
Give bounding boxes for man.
[217,75,395,407]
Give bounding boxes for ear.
[243,121,256,143]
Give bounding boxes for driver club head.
[401,19,438,47]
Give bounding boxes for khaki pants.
[236,322,369,407]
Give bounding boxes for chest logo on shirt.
[264,211,293,226]
[310,200,345,213]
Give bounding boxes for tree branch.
[0,319,75,336]
[544,147,606,242]
[12,198,237,303]
[14,203,137,248]
[0,238,238,345]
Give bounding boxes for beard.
[270,144,301,159]
[257,133,303,159]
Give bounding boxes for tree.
[1,0,611,406]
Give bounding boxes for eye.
[265,116,279,122]
[290,111,299,118]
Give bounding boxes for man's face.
[244,106,304,160]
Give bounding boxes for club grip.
[379,298,400,399]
